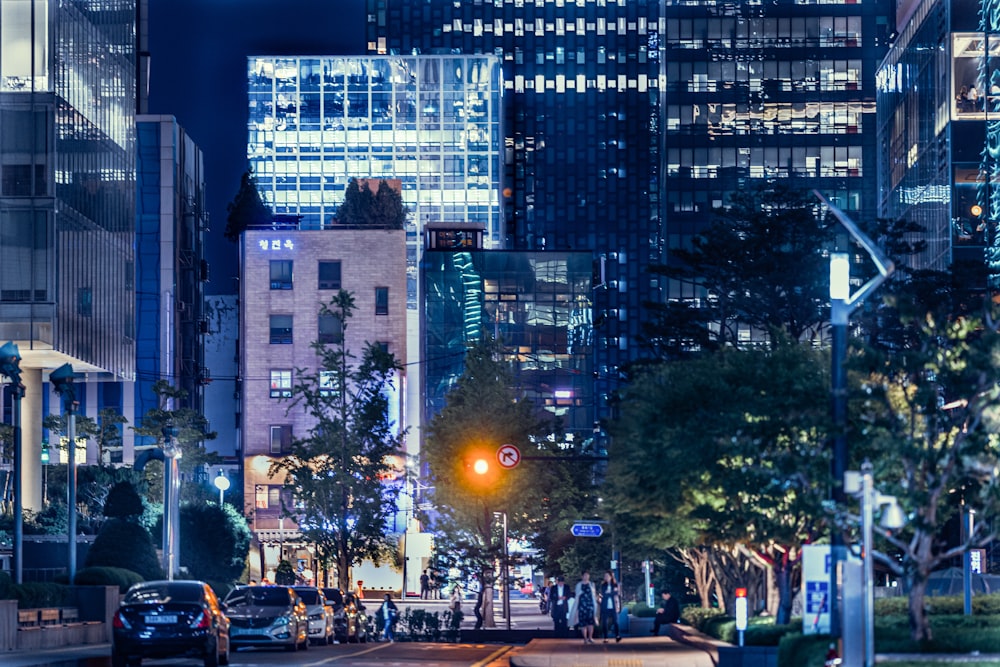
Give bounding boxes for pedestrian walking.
[429,570,439,599]
[548,575,572,637]
[598,570,622,643]
[378,593,398,642]
[569,570,598,645]
[651,590,680,635]
[473,585,485,630]
[420,570,430,600]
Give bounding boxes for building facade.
[239,227,409,583]
[422,228,595,442]
[134,115,209,457]
[0,0,137,510]
[367,0,661,419]
[877,0,998,279]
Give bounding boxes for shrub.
[178,502,251,584]
[104,482,145,519]
[874,593,1000,617]
[12,582,70,609]
[74,566,145,593]
[0,570,12,599]
[630,602,655,617]
[681,605,725,630]
[85,518,163,581]
[274,560,295,585]
[777,632,835,667]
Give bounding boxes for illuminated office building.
[247,55,503,305]
[0,0,136,509]
[877,0,998,280]
[367,0,891,397]
[367,0,662,425]
[422,225,595,439]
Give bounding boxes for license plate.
[145,614,178,625]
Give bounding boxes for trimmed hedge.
[875,593,1000,617]
[777,632,835,667]
[74,566,145,593]
[10,582,70,608]
[681,605,725,630]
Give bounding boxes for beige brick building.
[239,227,407,579]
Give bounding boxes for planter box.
[718,645,779,667]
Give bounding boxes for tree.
[270,291,404,590]
[423,334,561,627]
[605,342,831,622]
[132,380,219,505]
[179,502,251,584]
[848,276,1000,641]
[85,518,163,581]
[336,178,406,229]
[224,167,273,241]
[647,184,835,351]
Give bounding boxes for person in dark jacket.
[378,593,398,642]
[651,591,680,635]
[548,575,573,637]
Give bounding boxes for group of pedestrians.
[543,571,680,644]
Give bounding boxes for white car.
[293,586,334,646]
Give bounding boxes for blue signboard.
[571,523,604,538]
[805,581,829,615]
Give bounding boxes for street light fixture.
[214,469,231,506]
[0,341,24,584]
[49,363,78,583]
[850,460,906,667]
[162,426,181,580]
[815,191,895,643]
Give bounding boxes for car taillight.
[191,611,212,630]
[113,610,131,630]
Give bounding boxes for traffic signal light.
[0,341,24,398]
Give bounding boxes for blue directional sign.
[571,523,604,538]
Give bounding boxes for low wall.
[717,645,779,667]
[0,585,117,652]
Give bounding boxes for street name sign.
[497,444,521,469]
[571,523,604,538]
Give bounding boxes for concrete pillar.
[21,368,43,512]
[122,380,136,464]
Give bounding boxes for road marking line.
[299,642,392,665]
[470,645,513,667]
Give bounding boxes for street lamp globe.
[214,470,231,505]
[473,459,489,475]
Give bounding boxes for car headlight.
[309,612,323,621]
[273,616,290,626]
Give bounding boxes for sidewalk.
[502,635,718,667]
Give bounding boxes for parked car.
[223,585,309,651]
[112,579,230,667]
[343,592,370,643]
[293,586,334,645]
[323,587,349,643]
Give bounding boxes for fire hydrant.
[824,643,841,666]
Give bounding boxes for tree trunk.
[674,548,716,609]
[774,554,794,625]
[908,573,932,641]
[481,583,496,628]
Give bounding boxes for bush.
[85,518,163,581]
[0,570,12,599]
[874,593,1000,617]
[681,605,725,630]
[12,582,70,609]
[777,632,835,667]
[74,566,145,593]
[630,602,655,617]
[179,502,251,584]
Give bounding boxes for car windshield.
[226,587,291,607]
[323,588,343,605]
[295,589,319,605]
[124,582,204,605]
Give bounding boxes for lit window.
[270,369,292,398]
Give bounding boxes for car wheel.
[219,636,230,667]
[285,641,298,652]
[203,637,219,667]
[111,648,127,667]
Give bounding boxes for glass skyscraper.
[0,0,136,510]
[878,0,999,281]
[247,55,504,308]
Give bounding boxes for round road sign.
[496,444,521,469]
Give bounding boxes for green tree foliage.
[85,518,164,581]
[224,168,273,241]
[848,272,1000,642]
[423,334,585,627]
[270,291,404,590]
[605,342,831,622]
[336,178,407,228]
[179,502,251,584]
[132,380,219,505]
[646,185,835,354]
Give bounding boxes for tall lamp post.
[816,192,894,642]
[50,363,78,583]
[0,342,24,583]
[161,426,181,580]
[494,510,510,631]
[848,460,906,667]
[214,469,230,506]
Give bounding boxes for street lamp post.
[816,191,894,643]
[214,469,231,506]
[853,460,906,667]
[161,426,181,580]
[494,510,510,631]
[0,342,24,584]
[50,364,78,583]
